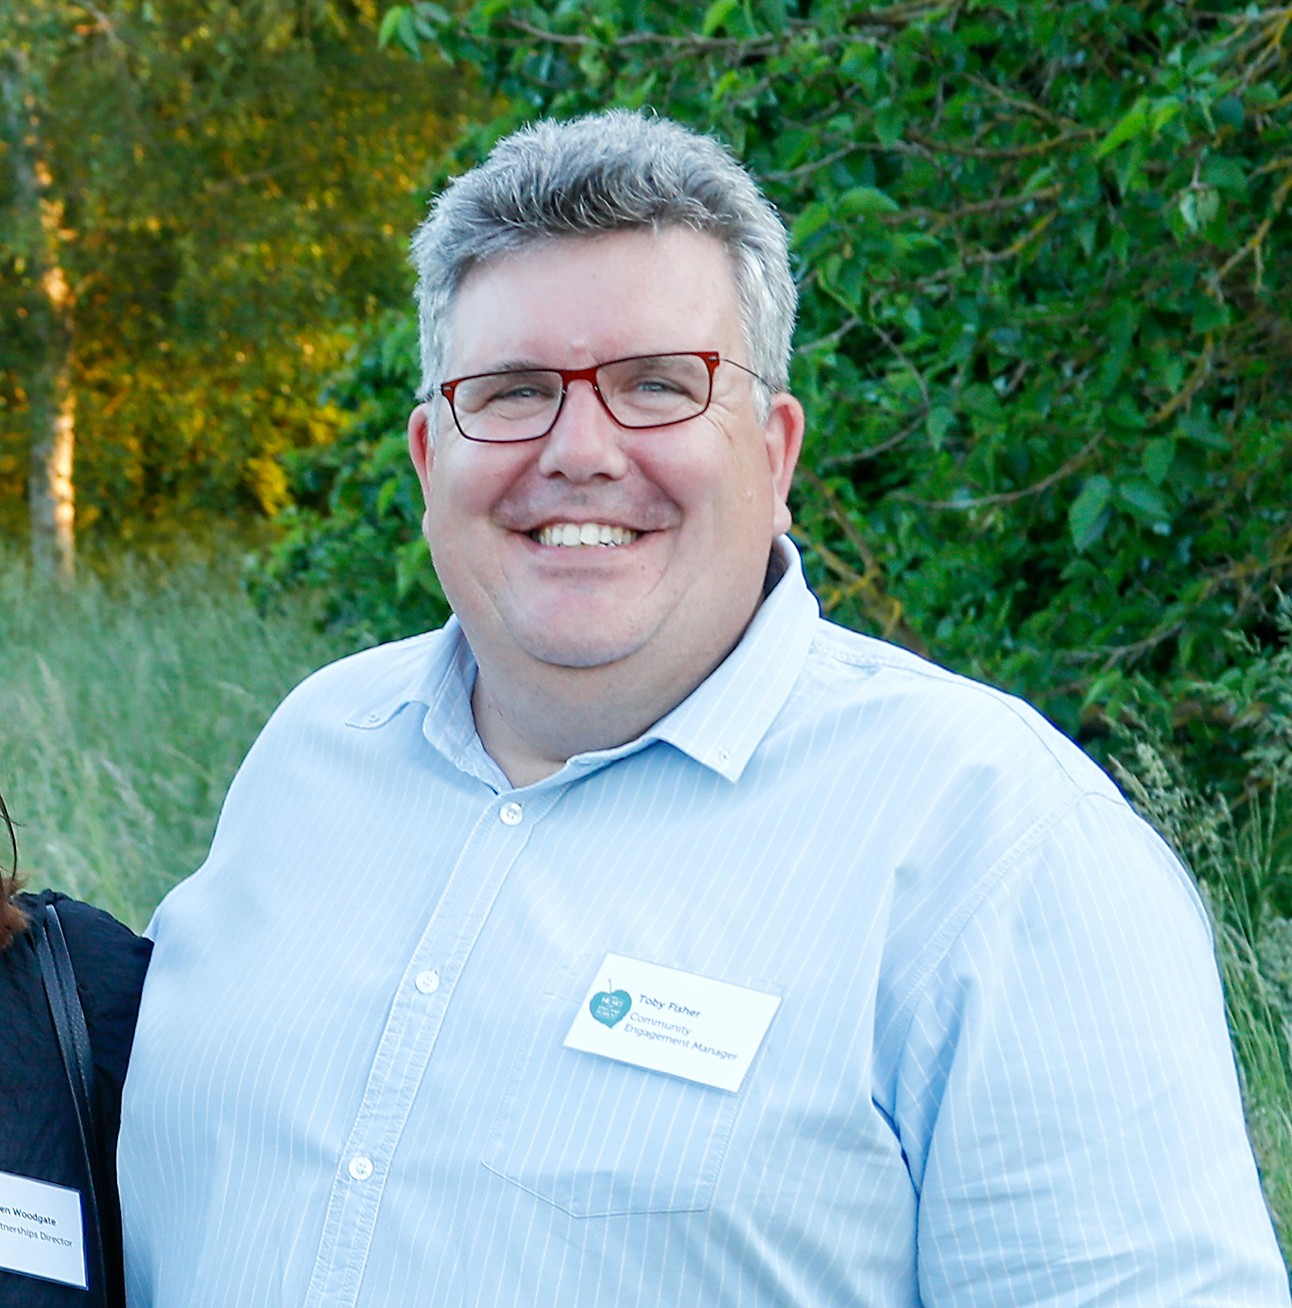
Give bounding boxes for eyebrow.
[454,357,553,376]
[455,350,690,377]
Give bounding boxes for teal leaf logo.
[590,983,631,1028]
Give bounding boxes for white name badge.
[0,1170,87,1289]
[563,952,780,1092]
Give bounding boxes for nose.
[535,377,630,482]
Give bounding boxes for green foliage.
[253,311,451,645]
[0,0,470,539]
[320,0,1292,782]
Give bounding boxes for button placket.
[302,783,562,1307]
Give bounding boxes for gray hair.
[409,110,796,420]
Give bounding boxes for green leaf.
[1116,479,1171,526]
[1177,413,1227,450]
[836,186,900,218]
[959,383,1002,420]
[1213,95,1245,130]
[926,406,955,450]
[378,5,408,48]
[376,476,400,517]
[1069,476,1113,552]
[1142,438,1176,486]
[396,7,422,58]
[1249,81,1279,109]
[754,0,789,33]
[874,103,905,147]
[1094,309,1135,396]
[1193,297,1231,332]
[710,69,746,104]
[701,0,739,36]
[1023,165,1057,196]
[1107,395,1147,429]
[1148,97,1183,134]
[1095,98,1148,158]
[840,41,879,96]
[790,202,832,247]
[1203,155,1247,194]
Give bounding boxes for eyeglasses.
[437,351,770,444]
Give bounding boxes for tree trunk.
[28,322,77,580]
[1,49,76,579]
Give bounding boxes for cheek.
[422,475,469,559]
[427,452,501,521]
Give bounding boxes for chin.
[528,641,640,671]
[508,609,655,673]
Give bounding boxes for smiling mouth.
[533,522,640,547]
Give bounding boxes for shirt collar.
[632,536,818,781]
[346,536,820,786]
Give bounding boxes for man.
[119,111,1289,1306]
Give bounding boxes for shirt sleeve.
[894,793,1291,1306]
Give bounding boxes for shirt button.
[348,1155,374,1182]
[415,969,440,994]
[500,801,524,826]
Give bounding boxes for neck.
[470,657,699,788]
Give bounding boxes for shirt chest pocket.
[480,959,753,1219]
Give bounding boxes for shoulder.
[772,619,1144,985]
[18,890,150,969]
[796,617,1118,802]
[17,891,152,1083]
[261,627,453,726]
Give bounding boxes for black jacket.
[1,891,151,1308]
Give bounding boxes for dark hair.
[0,790,28,951]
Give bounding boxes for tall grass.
[0,543,352,929]
[1113,737,1292,1257]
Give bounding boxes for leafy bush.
[253,313,450,647]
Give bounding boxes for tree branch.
[897,430,1102,510]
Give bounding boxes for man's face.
[407,227,803,705]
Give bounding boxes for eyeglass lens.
[448,353,715,442]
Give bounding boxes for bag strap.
[33,901,108,1300]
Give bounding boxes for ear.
[408,403,436,503]
[763,392,805,537]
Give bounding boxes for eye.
[490,381,546,403]
[459,370,560,413]
[632,373,688,396]
[608,356,707,404]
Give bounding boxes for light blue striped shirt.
[120,538,1289,1306]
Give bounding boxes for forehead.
[445,228,742,374]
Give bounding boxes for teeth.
[536,523,638,547]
